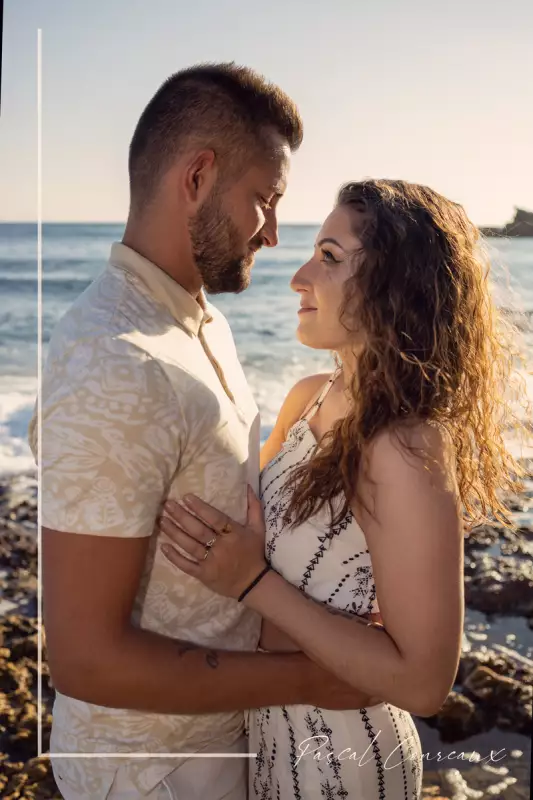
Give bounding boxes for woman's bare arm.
[259,609,383,652]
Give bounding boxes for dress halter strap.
[302,368,342,423]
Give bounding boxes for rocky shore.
[1,469,532,799]
[480,207,533,238]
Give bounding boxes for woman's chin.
[295,327,327,351]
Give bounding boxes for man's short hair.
[128,62,303,210]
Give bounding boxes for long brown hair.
[284,179,527,530]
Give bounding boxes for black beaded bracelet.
[238,564,272,603]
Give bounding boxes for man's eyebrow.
[317,237,345,251]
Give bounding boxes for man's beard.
[189,191,258,294]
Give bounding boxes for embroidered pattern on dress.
[298,511,354,591]
[360,707,386,800]
[281,706,303,800]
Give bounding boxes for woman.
[159,179,522,799]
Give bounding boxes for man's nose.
[261,210,279,248]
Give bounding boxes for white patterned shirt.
[29,243,262,796]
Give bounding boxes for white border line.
[37,26,43,760]
[48,753,256,759]
[35,27,255,760]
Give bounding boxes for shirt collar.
[108,242,212,336]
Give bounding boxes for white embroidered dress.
[248,374,423,800]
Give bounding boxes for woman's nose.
[290,260,313,293]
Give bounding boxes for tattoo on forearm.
[206,650,219,669]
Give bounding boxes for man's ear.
[183,149,218,209]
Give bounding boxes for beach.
[0,223,532,798]
[1,467,532,799]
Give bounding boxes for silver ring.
[205,536,217,548]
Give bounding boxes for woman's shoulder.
[281,372,333,427]
[363,420,456,489]
[260,373,334,470]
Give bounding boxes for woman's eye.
[321,249,338,264]
[259,197,272,210]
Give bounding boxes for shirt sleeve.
[34,336,183,537]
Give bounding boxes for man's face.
[189,143,290,294]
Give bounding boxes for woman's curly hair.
[284,178,527,530]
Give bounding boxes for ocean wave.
[0,378,37,476]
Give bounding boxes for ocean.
[0,222,532,475]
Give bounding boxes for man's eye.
[259,197,272,210]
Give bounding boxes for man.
[30,63,373,800]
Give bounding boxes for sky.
[0,0,532,226]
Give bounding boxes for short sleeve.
[32,337,182,537]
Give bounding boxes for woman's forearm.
[260,619,301,652]
[245,569,439,716]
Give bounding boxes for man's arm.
[43,528,374,713]
[38,342,374,713]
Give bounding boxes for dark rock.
[462,666,532,734]
[464,555,533,616]
[426,644,533,746]
[456,649,516,685]
[425,691,479,741]
[0,610,58,797]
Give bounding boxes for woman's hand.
[159,486,268,600]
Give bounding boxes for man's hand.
[259,612,385,710]
[306,609,384,709]
[303,609,385,708]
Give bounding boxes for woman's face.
[290,205,364,352]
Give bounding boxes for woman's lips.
[298,307,317,314]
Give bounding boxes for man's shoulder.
[47,265,184,375]
[55,264,182,338]
[49,266,129,344]
[44,319,177,407]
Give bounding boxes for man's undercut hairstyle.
[128,62,303,211]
